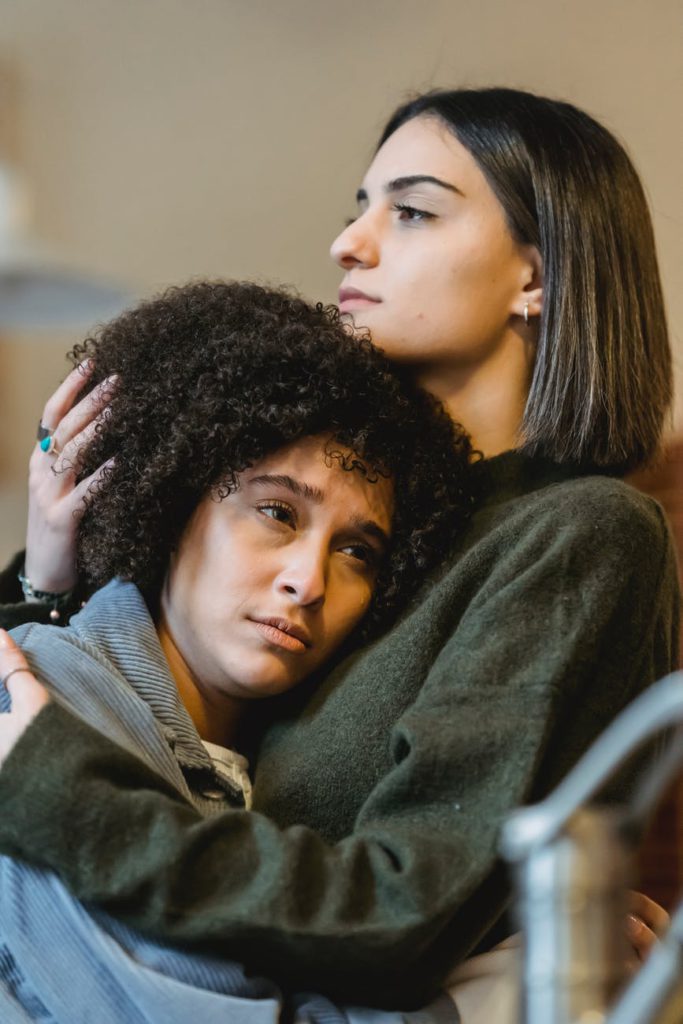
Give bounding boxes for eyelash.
[392,202,435,223]
[256,500,295,525]
[343,203,435,228]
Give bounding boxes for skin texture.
[159,436,393,744]
[331,115,542,457]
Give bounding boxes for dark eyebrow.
[355,174,463,204]
[248,474,325,503]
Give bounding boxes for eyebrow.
[249,474,325,503]
[356,174,464,204]
[248,474,391,548]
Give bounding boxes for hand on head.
[26,361,116,594]
[0,630,50,768]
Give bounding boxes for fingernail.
[626,913,643,935]
[0,629,12,648]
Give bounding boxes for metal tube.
[512,808,631,1024]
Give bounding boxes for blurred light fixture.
[0,160,131,332]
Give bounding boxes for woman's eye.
[257,502,295,526]
[393,202,435,223]
[341,544,378,569]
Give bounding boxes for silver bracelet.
[17,569,75,622]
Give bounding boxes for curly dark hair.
[70,281,474,635]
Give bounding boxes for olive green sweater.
[0,453,678,1009]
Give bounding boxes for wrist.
[22,555,78,596]
[17,568,75,623]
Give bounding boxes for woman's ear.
[513,244,543,321]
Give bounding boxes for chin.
[370,340,420,364]
[230,671,302,700]
[346,319,406,355]
[341,309,377,334]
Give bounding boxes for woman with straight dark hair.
[0,87,677,1019]
[368,87,671,471]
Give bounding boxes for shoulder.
[491,471,671,554]
[8,619,92,680]
[457,468,677,604]
[534,478,675,587]
[535,473,668,536]
[7,580,134,670]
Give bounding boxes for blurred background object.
[0,52,131,546]
[0,66,130,333]
[502,674,683,1024]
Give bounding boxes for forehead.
[241,435,394,529]
[363,115,484,195]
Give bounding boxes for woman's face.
[161,435,393,702]
[330,115,534,370]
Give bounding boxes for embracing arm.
[0,486,678,1005]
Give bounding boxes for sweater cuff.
[0,701,104,864]
[0,549,26,603]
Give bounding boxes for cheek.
[400,296,458,347]
[166,562,207,627]
[402,250,473,327]
[326,585,374,645]
[170,541,246,624]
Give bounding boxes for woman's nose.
[330,215,379,270]
[276,548,327,610]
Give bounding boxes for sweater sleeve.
[0,550,52,629]
[0,550,84,629]
[0,550,24,603]
[0,490,678,1007]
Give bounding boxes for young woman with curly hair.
[0,279,473,1022]
[0,88,677,1022]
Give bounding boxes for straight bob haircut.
[379,88,672,473]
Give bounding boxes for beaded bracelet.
[17,569,75,622]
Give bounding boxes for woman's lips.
[338,287,381,314]
[251,618,310,653]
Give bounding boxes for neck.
[415,331,534,458]
[157,614,245,747]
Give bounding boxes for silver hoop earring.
[523,302,529,326]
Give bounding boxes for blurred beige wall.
[0,0,681,563]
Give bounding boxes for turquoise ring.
[39,435,60,456]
